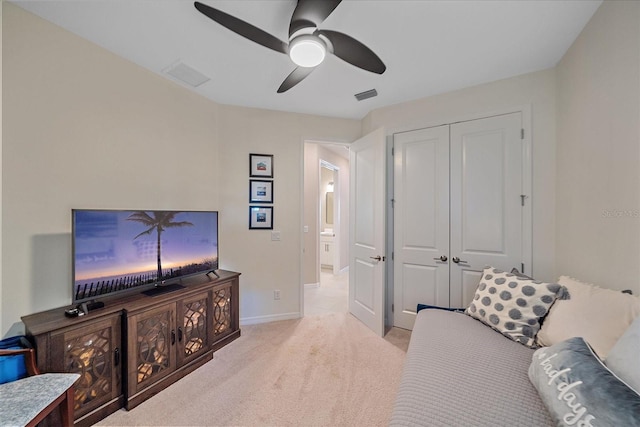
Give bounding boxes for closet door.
[449,113,523,307]
[392,112,526,329]
[393,126,450,330]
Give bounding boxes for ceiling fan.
[194,0,386,93]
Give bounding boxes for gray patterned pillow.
[465,267,563,347]
[529,337,640,426]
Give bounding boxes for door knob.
[369,255,383,261]
[433,255,448,262]
[452,257,467,264]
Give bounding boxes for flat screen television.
[72,209,218,303]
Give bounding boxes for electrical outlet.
[271,231,281,241]
[274,290,281,300]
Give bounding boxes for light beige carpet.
[97,313,409,426]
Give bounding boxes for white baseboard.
[304,282,320,288]
[240,312,301,326]
[338,266,349,275]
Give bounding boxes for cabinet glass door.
[52,316,121,418]
[129,303,176,393]
[179,292,209,365]
[211,284,232,340]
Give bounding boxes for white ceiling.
[12,0,602,120]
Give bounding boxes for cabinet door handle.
[171,329,176,345]
[114,348,120,366]
[178,327,183,343]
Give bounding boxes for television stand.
[21,270,241,427]
[141,283,185,297]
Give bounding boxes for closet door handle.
[434,255,448,262]
[452,257,467,264]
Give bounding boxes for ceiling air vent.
[164,61,210,87]
[354,89,378,101]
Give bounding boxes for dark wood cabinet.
[126,302,177,404]
[125,289,220,409]
[211,280,238,350]
[22,270,240,426]
[178,291,209,366]
[48,314,124,426]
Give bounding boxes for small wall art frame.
[249,153,274,178]
[249,206,273,230]
[249,179,273,204]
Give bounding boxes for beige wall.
[556,0,640,293]
[320,165,333,232]
[364,69,557,282]
[1,3,361,334]
[216,107,359,324]
[2,3,220,334]
[303,143,319,285]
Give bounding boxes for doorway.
[302,141,350,316]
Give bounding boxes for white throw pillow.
[536,276,640,358]
[466,267,564,348]
[606,316,640,394]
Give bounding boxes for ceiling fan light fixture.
[289,35,326,67]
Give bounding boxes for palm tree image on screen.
[127,211,194,281]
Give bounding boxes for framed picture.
[249,206,273,230]
[250,153,274,178]
[250,179,273,203]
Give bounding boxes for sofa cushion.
[529,337,640,427]
[536,276,640,358]
[606,316,640,394]
[465,267,563,347]
[390,309,553,426]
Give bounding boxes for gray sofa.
[389,308,553,427]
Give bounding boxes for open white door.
[349,128,386,336]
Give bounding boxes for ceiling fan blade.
[317,29,386,74]
[277,67,315,93]
[194,1,288,54]
[289,0,342,37]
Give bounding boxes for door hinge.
[391,146,395,156]
[392,304,394,312]
[392,252,394,261]
[520,195,527,206]
[391,198,395,208]
[521,128,525,139]
[521,263,525,274]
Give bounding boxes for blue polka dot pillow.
[465,267,565,348]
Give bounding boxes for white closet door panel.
[455,268,485,308]
[399,263,443,312]
[450,113,523,307]
[393,126,449,329]
[459,136,505,252]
